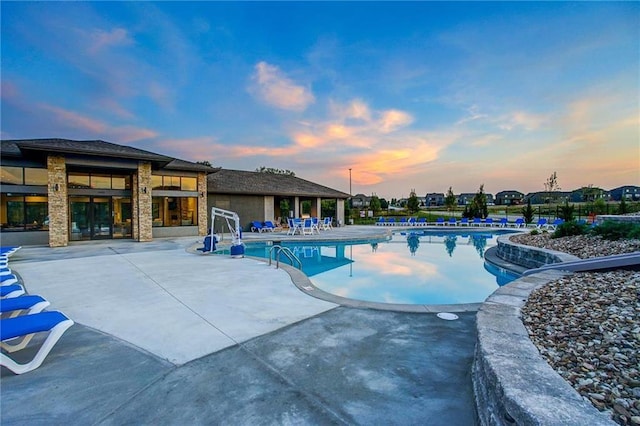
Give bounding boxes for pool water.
[243,230,520,305]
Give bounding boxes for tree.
[196,160,212,167]
[407,189,420,214]
[369,195,381,215]
[380,198,389,210]
[522,199,535,224]
[543,171,561,203]
[558,201,575,222]
[618,197,629,215]
[444,187,457,212]
[463,184,488,219]
[256,166,295,176]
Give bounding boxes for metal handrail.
[268,245,302,270]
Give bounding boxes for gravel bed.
[514,234,640,425]
[510,233,640,259]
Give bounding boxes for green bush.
[590,221,640,240]
[529,229,539,236]
[552,221,588,238]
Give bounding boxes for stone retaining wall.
[475,238,615,425]
[495,234,579,269]
[473,271,615,425]
[596,214,640,224]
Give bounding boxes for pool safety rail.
[268,245,302,270]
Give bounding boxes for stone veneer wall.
[495,234,578,269]
[47,155,69,247]
[136,162,152,242]
[198,172,207,236]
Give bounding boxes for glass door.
[70,196,91,241]
[69,196,113,240]
[92,197,112,239]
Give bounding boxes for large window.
[68,172,131,189]
[152,197,198,227]
[151,175,197,191]
[0,194,48,231]
[0,166,48,186]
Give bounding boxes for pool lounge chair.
[484,218,494,227]
[447,218,457,226]
[535,218,548,229]
[0,246,21,257]
[376,217,385,226]
[0,267,13,277]
[1,311,74,374]
[472,218,482,227]
[386,218,396,226]
[512,218,525,228]
[459,217,469,226]
[408,217,417,226]
[548,218,564,230]
[1,295,50,318]
[251,221,266,233]
[321,217,332,230]
[287,218,301,235]
[263,221,279,232]
[498,218,508,227]
[1,274,19,287]
[1,284,25,299]
[435,217,445,226]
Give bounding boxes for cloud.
[38,104,157,143]
[250,61,315,111]
[88,27,132,54]
[378,109,414,133]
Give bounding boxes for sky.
[1,2,638,200]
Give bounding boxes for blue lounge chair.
[408,217,417,226]
[1,274,19,287]
[499,218,508,227]
[386,218,396,226]
[376,217,385,226]
[535,218,548,229]
[484,218,494,227]
[1,311,74,374]
[264,221,279,232]
[459,217,469,226]
[399,217,408,226]
[472,218,482,227]
[0,267,13,277]
[0,246,21,257]
[548,218,564,230]
[447,218,457,226]
[1,285,25,299]
[417,217,427,226]
[250,221,265,233]
[321,217,332,230]
[513,218,525,228]
[436,217,445,226]
[1,295,50,318]
[302,218,315,235]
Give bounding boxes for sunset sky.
[2,2,638,200]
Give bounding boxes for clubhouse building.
[0,139,349,247]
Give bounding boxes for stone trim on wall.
[495,234,579,269]
[137,162,152,242]
[47,155,69,247]
[198,172,208,236]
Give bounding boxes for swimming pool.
[243,229,519,306]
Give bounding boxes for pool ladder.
[268,245,302,270]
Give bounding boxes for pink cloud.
[250,61,315,111]
[88,27,133,54]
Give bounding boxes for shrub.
[590,221,640,240]
[557,202,575,222]
[529,229,539,236]
[552,221,588,239]
[522,200,535,224]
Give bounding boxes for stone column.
[336,198,345,227]
[47,155,69,247]
[136,162,152,242]
[198,172,208,236]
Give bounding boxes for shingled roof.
[208,169,350,198]
[1,139,218,173]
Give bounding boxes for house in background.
[495,190,524,205]
[425,193,445,206]
[0,139,216,247]
[206,169,349,232]
[609,185,640,201]
[351,194,371,209]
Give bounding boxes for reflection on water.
[245,230,520,305]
